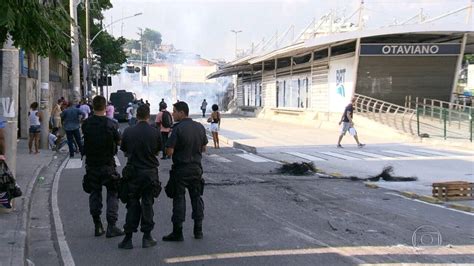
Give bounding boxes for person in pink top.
[106,101,115,121]
[155,103,173,159]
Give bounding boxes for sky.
[103,0,472,61]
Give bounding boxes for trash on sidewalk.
[317,166,417,182]
[277,162,317,176]
[367,166,418,182]
[432,181,473,201]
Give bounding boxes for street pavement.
[0,139,57,266]
[199,115,474,208]
[52,120,474,265]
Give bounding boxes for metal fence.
[355,93,473,142]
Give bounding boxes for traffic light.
[126,65,135,73]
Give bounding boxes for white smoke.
[109,62,231,115]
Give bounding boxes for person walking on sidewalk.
[208,104,221,149]
[106,101,115,120]
[51,99,62,131]
[337,97,365,148]
[28,102,42,154]
[82,96,124,238]
[155,103,173,160]
[200,99,207,118]
[80,99,91,120]
[61,101,84,158]
[163,101,207,242]
[119,104,162,249]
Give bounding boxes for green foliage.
[142,28,162,52]
[0,0,71,58]
[92,31,127,75]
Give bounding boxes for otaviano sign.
[360,43,461,56]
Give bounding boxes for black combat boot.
[193,221,203,239]
[118,233,133,249]
[162,224,184,242]
[106,224,125,238]
[93,216,105,237]
[142,231,157,248]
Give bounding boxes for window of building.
[293,54,312,65]
[277,57,291,69]
[331,41,356,56]
[264,60,275,71]
[313,49,329,61]
[275,76,310,109]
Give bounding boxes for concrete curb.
[12,163,45,266]
[205,128,257,154]
[398,190,473,212]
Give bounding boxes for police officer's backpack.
[162,111,172,128]
[83,117,117,163]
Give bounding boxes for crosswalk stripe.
[236,154,275,163]
[346,150,392,160]
[208,154,232,163]
[383,150,423,157]
[413,149,456,156]
[114,156,121,166]
[65,158,82,169]
[319,151,361,160]
[285,152,326,161]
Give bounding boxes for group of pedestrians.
[81,96,207,249]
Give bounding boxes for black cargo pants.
[85,165,120,224]
[123,168,159,233]
[172,176,204,225]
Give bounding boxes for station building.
[208,24,474,117]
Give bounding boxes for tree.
[0,0,71,58]
[76,0,128,74]
[142,28,162,54]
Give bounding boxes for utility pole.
[0,39,19,175]
[39,0,50,150]
[139,27,143,83]
[85,0,91,99]
[39,57,50,149]
[70,0,81,104]
[357,0,365,30]
[230,29,242,59]
[467,0,473,24]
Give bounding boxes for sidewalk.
[198,114,474,211]
[0,140,56,266]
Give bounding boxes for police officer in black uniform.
[162,101,208,241]
[118,104,162,249]
[82,95,124,238]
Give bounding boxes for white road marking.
[413,149,456,156]
[346,150,392,160]
[208,154,232,163]
[114,156,121,166]
[52,158,76,266]
[65,158,82,169]
[236,154,277,163]
[285,151,326,161]
[164,244,474,264]
[383,150,424,157]
[319,151,361,161]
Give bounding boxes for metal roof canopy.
[207,24,474,79]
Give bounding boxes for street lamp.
[230,29,242,58]
[90,12,143,44]
[85,12,143,98]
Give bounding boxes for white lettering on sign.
[0,97,15,118]
[381,44,440,55]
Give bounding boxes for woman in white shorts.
[208,104,221,148]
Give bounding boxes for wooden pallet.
[432,181,474,201]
